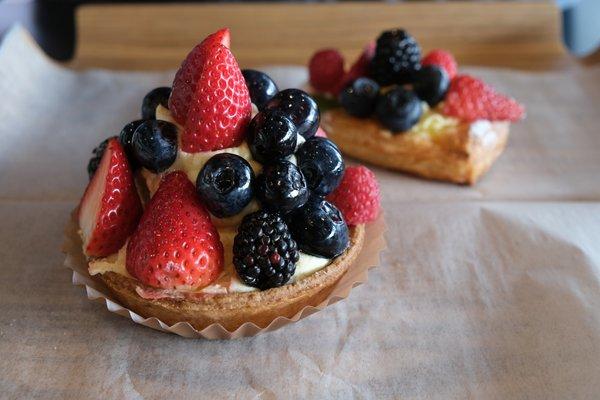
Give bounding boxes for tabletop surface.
[2,3,600,399]
[73,2,572,71]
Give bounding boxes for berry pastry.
[74,28,381,331]
[308,29,525,185]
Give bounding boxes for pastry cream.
[88,105,332,294]
[89,243,331,294]
[409,103,460,136]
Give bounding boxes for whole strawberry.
[422,49,457,79]
[309,49,345,93]
[79,138,142,257]
[126,171,224,289]
[442,74,525,122]
[182,43,252,152]
[327,166,380,226]
[169,28,230,124]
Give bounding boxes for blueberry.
[256,160,309,213]
[295,137,345,196]
[87,137,116,179]
[247,109,298,165]
[141,87,171,120]
[288,198,349,258]
[264,89,320,139]
[132,120,177,173]
[412,66,449,107]
[338,78,380,118]
[196,153,254,218]
[118,119,145,167]
[241,69,279,110]
[375,87,422,132]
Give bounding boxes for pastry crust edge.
[322,109,510,185]
[96,224,365,331]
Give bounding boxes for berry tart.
[74,28,381,332]
[308,29,525,185]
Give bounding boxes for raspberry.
[422,49,457,79]
[309,49,345,93]
[327,166,380,226]
[442,75,525,122]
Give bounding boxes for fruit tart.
[308,29,525,185]
[75,28,381,332]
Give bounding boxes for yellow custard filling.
[409,103,460,137]
[87,104,331,294]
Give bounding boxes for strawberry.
[181,43,251,152]
[126,171,224,289]
[422,49,457,79]
[333,41,376,95]
[327,166,380,226]
[309,49,345,93]
[78,138,142,257]
[169,28,231,125]
[442,74,525,122]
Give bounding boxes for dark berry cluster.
[86,72,352,291]
[370,29,421,86]
[233,74,350,289]
[86,87,178,180]
[339,29,450,133]
[233,210,299,290]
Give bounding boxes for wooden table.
[73,1,574,71]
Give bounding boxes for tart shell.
[322,109,510,185]
[97,224,365,331]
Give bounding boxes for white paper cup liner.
[62,211,386,339]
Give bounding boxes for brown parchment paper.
[2,26,600,399]
[62,210,386,339]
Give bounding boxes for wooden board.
[73,2,570,71]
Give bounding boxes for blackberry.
[369,29,421,86]
[87,136,116,179]
[233,210,300,290]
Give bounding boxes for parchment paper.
[1,26,600,399]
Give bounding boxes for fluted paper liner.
[62,211,386,339]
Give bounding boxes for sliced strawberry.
[126,171,224,289]
[348,41,376,79]
[169,28,231,124]
[442,74,525,122]
[182,43,251,152]
[333,41,376,95]
[78,138,142,257]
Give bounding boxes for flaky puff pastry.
[322,109,510,185]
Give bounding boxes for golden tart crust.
[322,109,510,185]
[97,224,365,331]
